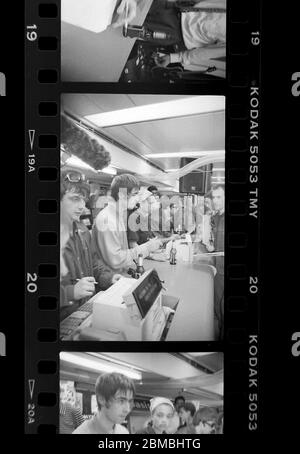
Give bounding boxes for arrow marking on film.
[29,379,35,400]
[28,130,35,150]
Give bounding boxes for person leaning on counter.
[91,174,172,275]
[60,171,122,320]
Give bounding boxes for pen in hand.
[124,1,129,34]
[75,278,98,284]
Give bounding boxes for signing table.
[144,258,215,341]
[60,242,216,341]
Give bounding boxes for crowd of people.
[60,372,223,435]
[60,169,224,339]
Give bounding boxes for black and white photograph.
[60,94,225,342]
[61,0,226,83]
[60,352,224,434]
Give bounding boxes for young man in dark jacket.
[60,171,121,320]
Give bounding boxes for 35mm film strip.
[23,0,264,442]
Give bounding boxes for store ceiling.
[60,352,223,403]
[62,94,225,174]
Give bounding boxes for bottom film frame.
[21,0,265,444]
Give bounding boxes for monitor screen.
[132,270,162,319]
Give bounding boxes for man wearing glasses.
[60,171,122,320]
[73,372,135,434]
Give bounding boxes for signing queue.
[60,171,224,341]
[60,371,223,435]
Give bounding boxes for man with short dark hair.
[73,372,135,434]
[147,185,158,195]
[174,395,185,412]
[92,174,166,274]
[173,395,185,428]
[60,170,121,320]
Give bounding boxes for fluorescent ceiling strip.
[66,155,96,171]
[84,96,225,127]
[167,168,225,173]
[101,166,117,175]
[88,353,146,372]
[145,150,224,159]
[60,352,142,380]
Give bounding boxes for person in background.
[127,188,173,247]
[60,171,122,320]
[176,402,197,434]
[147,188,169,236]
[174,395,186,428]
[60,400,84,434]
[193,406,219,434]
[210,184,225,340]
[147,185,159,197]
[216,411,223,434]
[204,196,213,215]
[92,174,170,274]
[170,201,184,233]
[73,372,135,434]
[174,395,185,413]
[135,397,175,434]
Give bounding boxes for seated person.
[115,0,226,75]
[135,397,175,434]
[60,171,121,320]
[73,372,135,434]
[92,174,171,274]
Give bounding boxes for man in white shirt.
[73,372,135,434]
[152,1,226,72]
[115,0,226,75]
[92,174,169,274]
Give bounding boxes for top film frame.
[25,0,262,439]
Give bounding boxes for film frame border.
[24,0,261,436]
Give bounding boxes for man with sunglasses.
[60,171,122,320]
[73,372,135,434]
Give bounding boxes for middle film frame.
[25,0,261,436]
